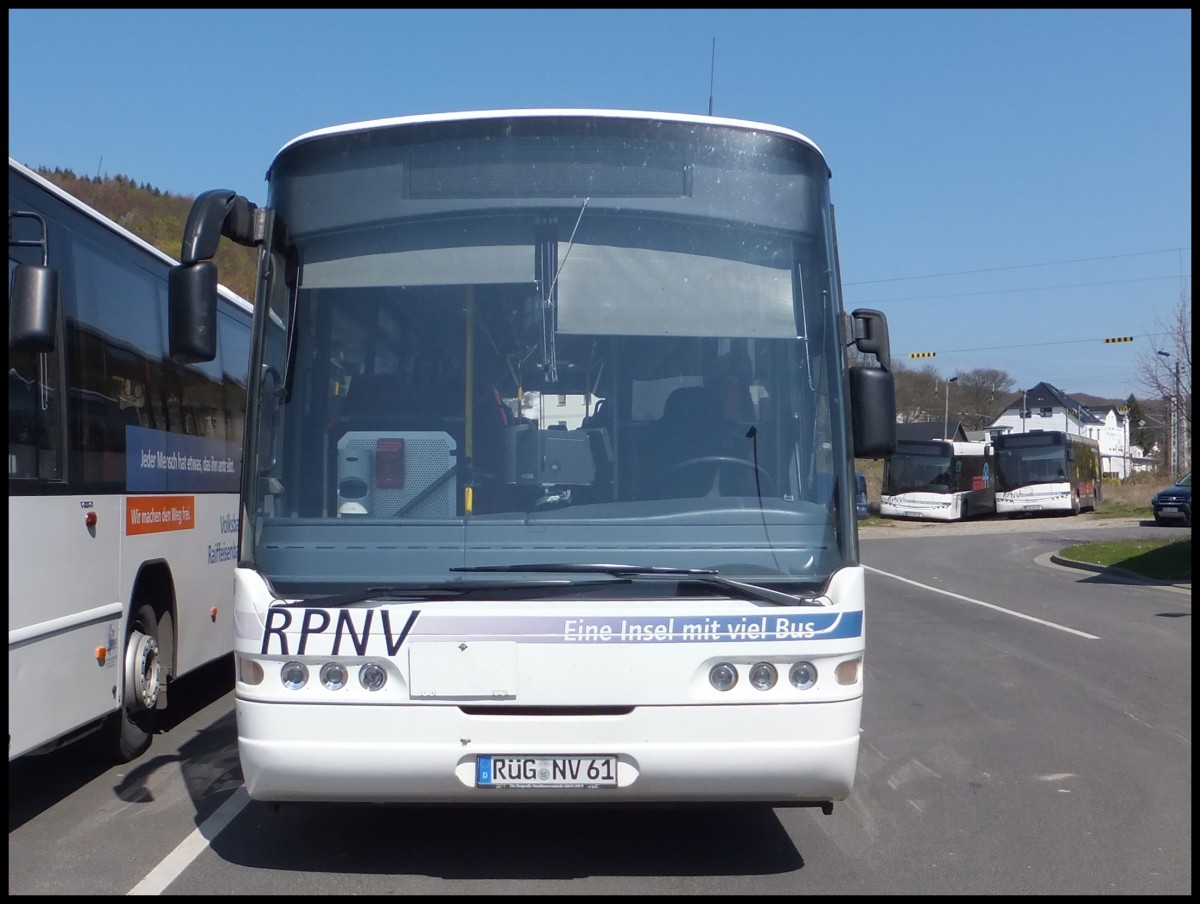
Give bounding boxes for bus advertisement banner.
[126,425,240,493]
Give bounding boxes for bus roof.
[995,430,1098,447]
[896,438,992,455]
[8,157,253,316]
[273,108,828,173]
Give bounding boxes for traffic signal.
[909,351,936,358]
[1103,336,1133,344]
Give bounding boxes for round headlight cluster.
[788,661,818,690]
[281,661,309,690]
[709,662,738,691]
[707,661,820,692]
[278,660,388,692]
[749,662,778,690]
[320,662,348,691]
[358,662,388,691]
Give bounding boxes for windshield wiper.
[276,578,621,608]
[451,563,828,607]
[452,563,718,576]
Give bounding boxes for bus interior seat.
[643,386,724,496]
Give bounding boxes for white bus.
[994,430,1102,516]
[880,439,996,521]
[167,109,897,810]
[8,158,253,763]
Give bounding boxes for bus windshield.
[248,114,854,595]
[884,449,955,494]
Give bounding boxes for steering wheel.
[660,456,774,494]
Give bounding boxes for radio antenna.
[707,38,716,116]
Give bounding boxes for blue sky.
[8,9,1191,400]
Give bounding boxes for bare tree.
[892,361,940,423]
[953,368,1016,431]
[1135,291,1192,471]
[890,364,1015,430]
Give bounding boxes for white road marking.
[127,787,251,895]
[864,565,1101,639]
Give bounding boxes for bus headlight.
[319,662,348,691]
[709,662,738,691]
[359,662,388,691]
[789,661,818,690]
[281,661,309,690]
[749,662,778,690]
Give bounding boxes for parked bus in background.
[167,109,897,810]
[880,439,995,521]
[8,158,252,763]
[993,430,1101,516]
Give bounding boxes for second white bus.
[880,439,996,521]
[8,158,252,763]
[994,430,1101,516]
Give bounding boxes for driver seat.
[648,385,754,498]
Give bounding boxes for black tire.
[101,603,162,762]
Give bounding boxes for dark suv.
[1151,471,1191,526]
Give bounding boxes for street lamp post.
[943,376,958,439]
[1157,351,1182,475]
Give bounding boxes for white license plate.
[1160,506,1178,513]
[476,755,618,788]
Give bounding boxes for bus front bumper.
[235,696,862,805]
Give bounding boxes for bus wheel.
[104,603,162,762]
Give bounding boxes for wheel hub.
[124,630,161,712]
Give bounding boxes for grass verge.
[1057,536,1191,582]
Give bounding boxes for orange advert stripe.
[126,496,196,535]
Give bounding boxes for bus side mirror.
[846,307,896,458]
[849,365,896,458]
[181,190,258,263]
[169,189,259,365]
[168,262,218,363]
[9,263,59,353]
[849,308,892,372]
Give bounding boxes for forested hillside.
[31,166,259,301]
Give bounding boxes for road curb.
[1048,553,1191,591]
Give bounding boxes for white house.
[984,381,1153,479]
[1092,405,1158,476]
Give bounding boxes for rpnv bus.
[167,109,897,809]
[8,158,252,762]
[994,430,1101,516]
[880,439,995,521]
